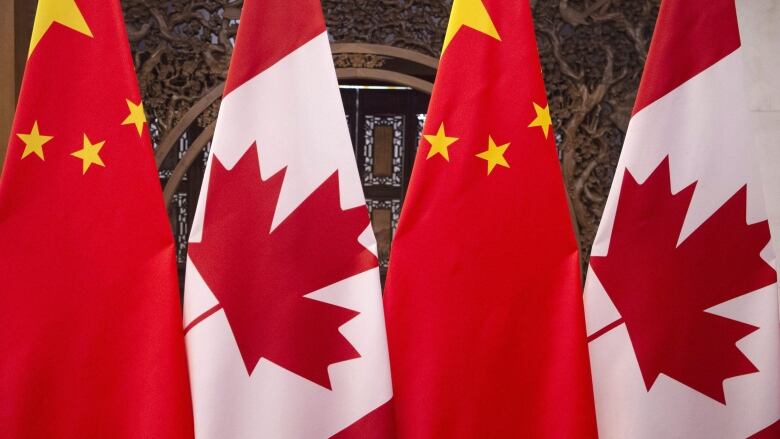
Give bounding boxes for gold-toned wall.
[0,0,15,166]
[0,0,36,169]
[13,0,35,93]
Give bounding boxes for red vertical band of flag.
[632,0,741,114]
[223,1,325,96]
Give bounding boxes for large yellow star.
[528,102,552,139]
[28,0,93,57]
[71,134,105,175]
[17,121,54,161]
[122,99,148,137]
[442,0,501,54]
[424,123,459,161]
[475,136,510,175]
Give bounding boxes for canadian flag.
[182,1,393,437]
[584,0,780,437]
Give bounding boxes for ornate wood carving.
[122,0,239,140]
[533,0,660,261]
[122,0,661,264]
[322,0,450,57]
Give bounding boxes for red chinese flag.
[383,0,598,437]
[0,1,194,437]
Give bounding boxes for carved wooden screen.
[158,123,211,282]
[533,0,661,260]
[343,87,430,281]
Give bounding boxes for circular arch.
[336,68,433,94]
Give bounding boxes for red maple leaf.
[590,157,776,404]
[188,144,378,389]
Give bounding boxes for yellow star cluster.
[423,102,553,175]
[15,99,148,175]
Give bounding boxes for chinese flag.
[0,1,194,437]
[584,0,780,437]
[383,0,597,437]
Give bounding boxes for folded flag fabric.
[383,0,598,436]
[182,1,394,437]
[584,0,780,437]
[0,0,193,437]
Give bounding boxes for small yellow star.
[424,123,459,161]
[122,99,147,137]
[475,136,510,175]
[528,102,552,139]
[28,0,93,57]
[442,0,501,54]
[17,121,54,161]
[71,134,105,175]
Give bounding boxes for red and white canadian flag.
[584,0,780,437]
[182,2,394,437]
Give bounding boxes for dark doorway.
[341,85,430,282]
